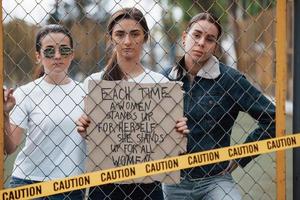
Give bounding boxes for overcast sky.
[2,0,182,28]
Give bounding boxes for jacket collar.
[168,56,220,80]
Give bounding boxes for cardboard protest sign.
[85,80,186,183]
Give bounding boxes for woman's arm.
[4,119,24,155]
[3,88,24,154]
[231,74,276,167]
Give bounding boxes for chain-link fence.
[1,0,292,200]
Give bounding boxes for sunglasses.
[43,46,73,58]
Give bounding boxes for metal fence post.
[0,0,4,189]
[276,0,287,199]
[293,0,300,199]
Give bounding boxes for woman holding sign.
[4,25,86,199]
[76,7,188,200]
[162,12,276,200]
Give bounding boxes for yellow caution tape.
[1,134,299,200]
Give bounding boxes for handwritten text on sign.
[85,80,186,183]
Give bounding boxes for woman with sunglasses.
[4,24,86,199]
[76,7,189,200]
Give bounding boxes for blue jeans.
[9,176,85,200]
[88,182,163,200]
[163,173,241,200]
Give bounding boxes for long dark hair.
[36,24,73,53]
[102,7,149,81]
[185,12,222,40]
[34,24,73,78]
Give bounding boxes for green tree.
[4,20,37,86]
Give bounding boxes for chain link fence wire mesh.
[2,0,291,199]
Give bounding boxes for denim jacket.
[164,57,276,179]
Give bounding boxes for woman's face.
[111,19,145,61]
[182,20,219,65]
[36,32,73,76]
